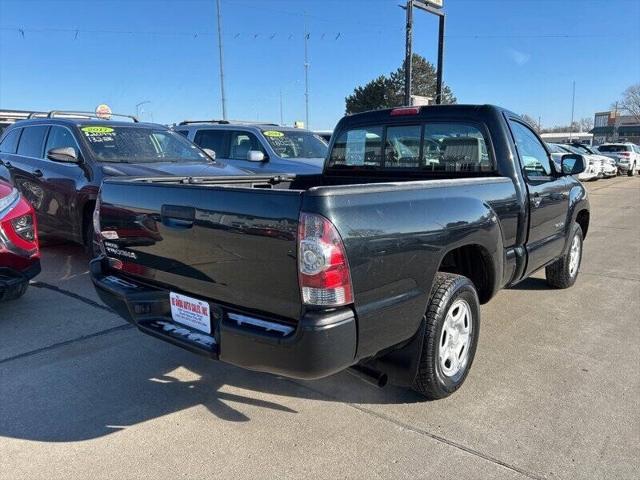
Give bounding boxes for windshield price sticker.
[82,126,116,143]
[346,129,367,165]
[263,130,284,137]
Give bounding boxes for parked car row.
[546,142,633,181]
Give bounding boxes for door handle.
[32,169,44,178]
[532,193,542,208]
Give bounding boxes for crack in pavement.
[0,323,133,366]
[289,380,547,480]
[580,271,640,282]
[30,281,114,313]
[0,281,132,366]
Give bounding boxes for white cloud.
[507,48,531,66]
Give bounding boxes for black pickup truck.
[90,105,590,399]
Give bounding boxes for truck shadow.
[0,329,423,443]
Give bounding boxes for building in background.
[592,111,640,145]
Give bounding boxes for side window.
[0,128,22,154]
[229,131,264,160]
[175,130,189,137]
[193,129,227,156]
[384,125,421,168]
[509,120,552,177]
[17,126,48,158]
[45,126,79,157]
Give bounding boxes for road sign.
[415,0,443,9]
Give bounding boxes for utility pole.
[404,0,413,106]
[216,0,228,120]
[435,13,445,104]
[279,89,284,125]
[304,14,310,128]
[569,80,576,141]
[613,101,619,142]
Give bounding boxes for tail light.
[298,212,353,306]
[390,106,421,116]
[619,152,630,157]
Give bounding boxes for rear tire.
[412,273,480,400]
[0,282,28,302]
[627,163,635,177]
[546,223,583,289]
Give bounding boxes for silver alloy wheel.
[568,234,581,277]
[439,299,472,377]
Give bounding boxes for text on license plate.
[169,292,211,334]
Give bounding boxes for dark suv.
[0,111,249,253]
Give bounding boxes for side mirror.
[560,153,585,175]
[47,147,80,163]
[203,148,216,160]
[247,150,266,162]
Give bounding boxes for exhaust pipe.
[348,364,388,388]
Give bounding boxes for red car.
[0,179,40,301]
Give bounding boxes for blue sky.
[0,0,638,129]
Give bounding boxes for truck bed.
[96,173,517,359]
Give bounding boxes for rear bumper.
[0,260,40,301]
[90,256,357,380]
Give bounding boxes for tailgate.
[98,180,303,321]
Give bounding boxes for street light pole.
[216,0,228,120]
[304,14,310,128]
[403,0,413,106]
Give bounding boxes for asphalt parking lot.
[0,176,638,480]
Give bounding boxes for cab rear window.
[328,122,493,173]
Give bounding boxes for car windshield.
[81,125,209,163]
[546,144,567,154]
[560,144,583,154]
[261,129,328,159]
[598,144,630,153]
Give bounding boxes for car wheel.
[628,163,635,177]
[412,272,480,400]
[546,223,583,289]
[0,282,28,302]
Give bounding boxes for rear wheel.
[546,223,583,289]
[0,282,28,302]
[628,163,635,177]
[412,273,480,400]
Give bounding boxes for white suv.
[597,143,640,176]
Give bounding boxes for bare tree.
[618,84,640,122]
[521,114,541,132]
[578,117,593,132]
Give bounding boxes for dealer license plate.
[169,292,211,334]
